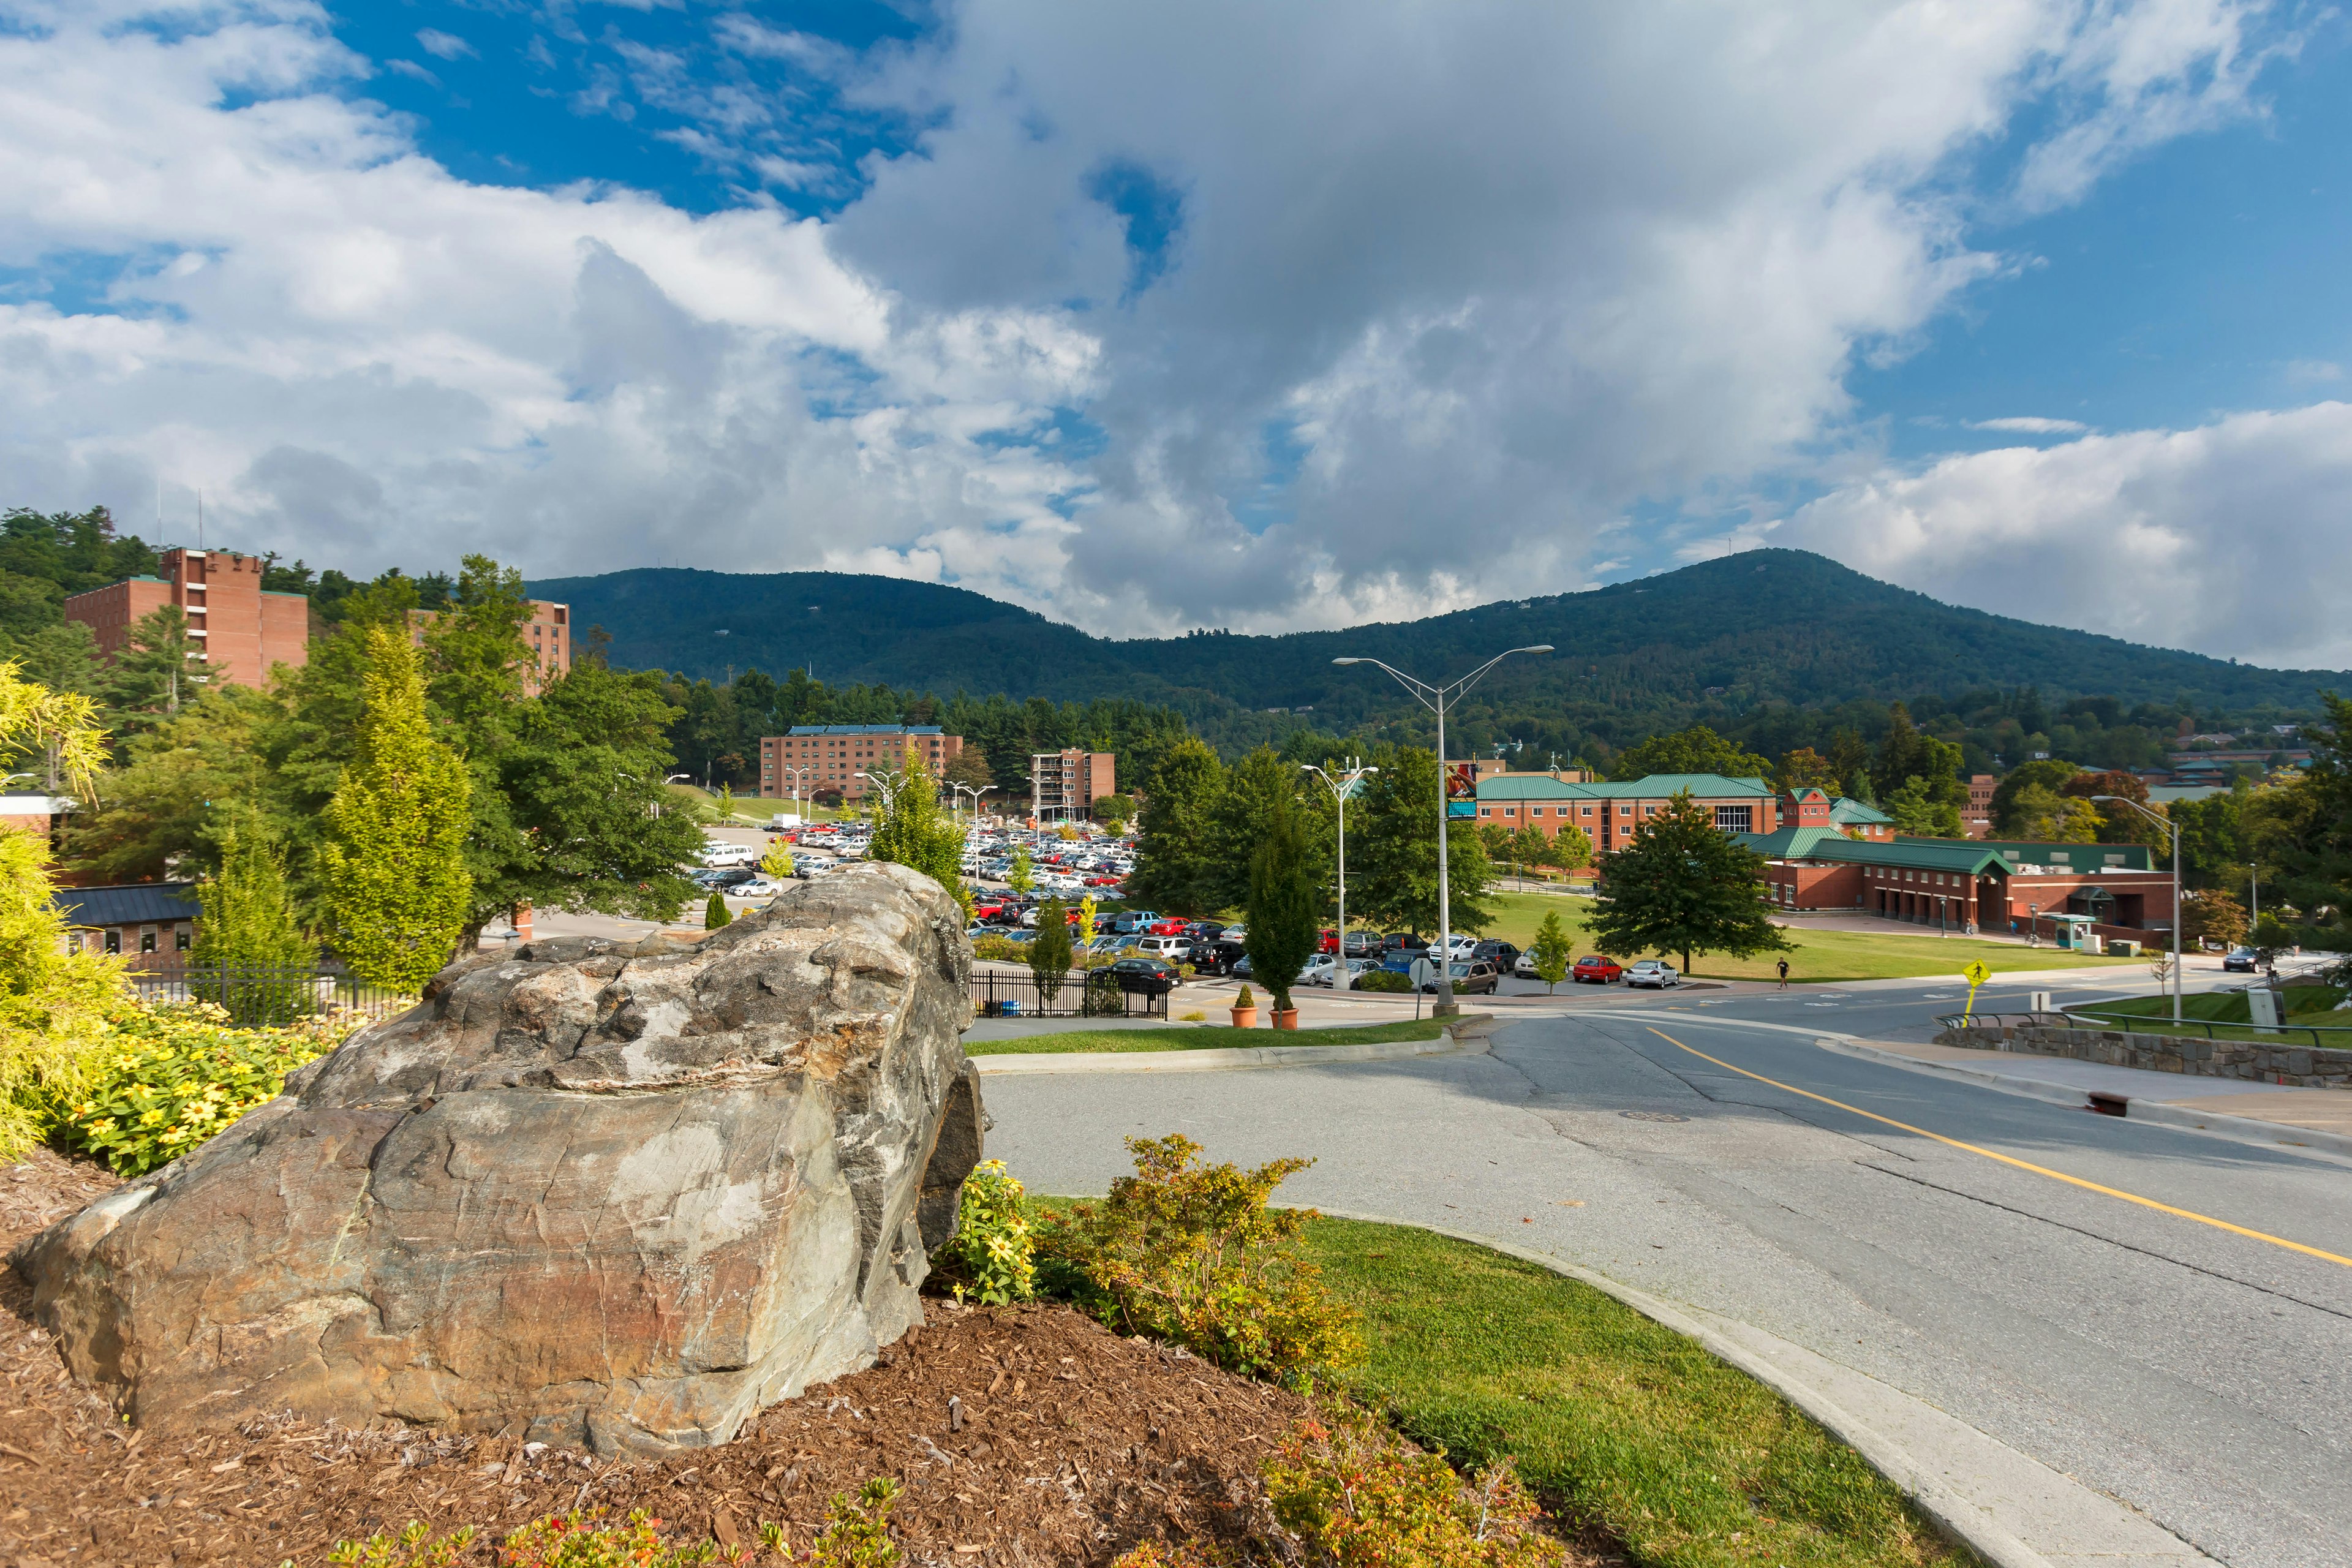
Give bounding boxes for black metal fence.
[968,966,1169,1020]
[125,963,416,1028]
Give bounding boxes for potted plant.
[1230,984,1258,1028]
[1245,788,1317,1033]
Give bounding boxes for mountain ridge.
[529,551,2344,729]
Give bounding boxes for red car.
[1148,918,1188,936]
[1318,929,1340,954]
[1572,955,1624,984]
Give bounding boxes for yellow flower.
[138,1109,165,1126]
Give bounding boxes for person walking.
[1776,958,1790,990]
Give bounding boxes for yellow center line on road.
[1645,1027,2352,1270]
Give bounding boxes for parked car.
[1106,956,1180,995]
[1318,929,1340,954]
[1420,960,1499,995]
[1341,931,1382,959]
[1472,940,1521,971]
[734,876,787,899]
[1110,910,1161,935]
[1300,952,1343,985]
[1323,957,1381,989]
[1183,920,1226,942]
[1134,935,1193,962]
[1572,955,1624,984]
[2222,948,2258,973]
[1382,932,1428,954]
[1624,959,1680,989]
[1191,940,1248,976]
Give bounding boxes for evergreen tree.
[1128,737,1227,914]
[867,741,968,913]
[1028,895,1073,1008]
[2260,692,2352,955]
[1006,845,1035,897]
[1244,789,1319,1014]
[101,605,208,745]
[1611,725,1770,782]
[190,820,316,1023]
[320,625,474,992]
[1589,790,1787,974]
[704,891,732,930]
[1529,909,1573,993]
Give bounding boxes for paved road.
[985,994,2352,1568]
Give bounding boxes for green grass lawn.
[1298,1216,1963,1568]
[1475,890,2134,984]
[965,1019,1444,1055]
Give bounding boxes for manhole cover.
[1619,1110,1689,1123]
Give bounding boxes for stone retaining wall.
[1932,1022,2352,1090]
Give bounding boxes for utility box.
[2105,938,2139,957]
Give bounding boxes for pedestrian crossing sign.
[1962,960,1991,986]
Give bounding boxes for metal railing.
[1937,1006,2351,1050]
[968,967,1169,1020]
[126,963,417,1028]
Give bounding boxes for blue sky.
[2,1,2349,666]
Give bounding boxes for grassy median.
[1300,1216,1965,1567]
[965,1018,1445,1055]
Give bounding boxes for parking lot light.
[1331,646,1552,1014]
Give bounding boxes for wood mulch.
[2,1153,1600,1568]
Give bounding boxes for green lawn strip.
[1298,1216,1962,1568]
[965,1019,1445,1055]
[2064,985,2349,1042]
[1477,891,2132,983]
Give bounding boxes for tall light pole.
[1335,646,1551,1014]
[1302,759,1378,960]
[2095,794,2182,1026]
[2248,862,2259,932]
[778,764,814,823]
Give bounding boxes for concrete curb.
[971,1021,1491,1076]
[1820,1039,2352,1166]
[1317,1211,2208,1568]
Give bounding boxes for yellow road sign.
[1962,960,1991,987]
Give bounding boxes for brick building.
[1031,749,1117,823]
[1476,772,1783,854]
[1746,829,2174,941]
[51,881,200,961]
[1963,774,1996,837]
[1777,787,1894,840]
[407,600,572,693]
[63,549,308,689]
[761,726,962,804]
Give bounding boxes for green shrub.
[973,933,1028,963]
[1042,1133,1361,1382]
[1355,970,1412,993]
[705,892,732,930]
[496,1508,744,1567]
[1265,1406,1562,1568]
[326,1521,478,1567]
[807,1478,903,1568]
[58,1002,360,1176]
[940,1158,1036,1305]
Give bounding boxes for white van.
[1134,935,1192,963]
[699,839,759,867]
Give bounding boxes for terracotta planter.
[1229,1006,1258,1028]
[1272,1008,1300,1030]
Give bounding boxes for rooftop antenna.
[197,489,204,551]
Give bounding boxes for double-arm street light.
[951,782,987,824]
[1333,646,1552,1014]
[1302,758,1378,963]
[2094,794,2182,1027]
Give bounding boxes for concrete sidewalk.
[1827,1038,2352,1161]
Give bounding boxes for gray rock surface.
[21,862,982,1455]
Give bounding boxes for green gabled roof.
[1476,771,1774,802]
[1738,830,2013,875]
[1829,797,1892,825]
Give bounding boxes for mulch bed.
[1,1153,1431,1568]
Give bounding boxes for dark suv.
[1472,940,1521,971]
[1189,940,1248,977]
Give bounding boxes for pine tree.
[867,741,968,914]
[1028,895,1074,1008]
[189,821,315,1023]
[705,891,733,930]
[1245,789,1320,1014]
[320,625,474,992]
[1589,790,1788,975]
[1128,737,1227,914]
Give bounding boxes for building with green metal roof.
[1741,826,2176,942]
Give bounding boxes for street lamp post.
[2094,794,2182,1027]
[777,764,814,824]
[1334,646,1551,1014]
[1302,758,1379,965]
[2248,862,2259,932]
[952,782,986,824]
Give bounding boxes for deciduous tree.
[1029,896,1074,1008]
[1529,910,1572,993]
[1348,747,1493,937]
[1588,790,1787,975]
[1128,738,1227,915]
[1610,725,1770,783]
[868,741,968,914]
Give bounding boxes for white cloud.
[1970,416,2090,433]
[415,29,475,63]
[0,0,2316,659]
[1779,403,2352,669]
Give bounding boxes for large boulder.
[20,862,984,1456]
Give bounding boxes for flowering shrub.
[56,1001,361,1176]
[1265,1407,1562,1568]
[498,1508,746,1567]
[940,1159,1036,1305]
[1043,1134,1361,1382]
[326,1521,477,1567]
